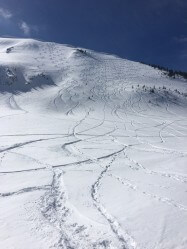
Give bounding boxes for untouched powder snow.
[0,37,187,249]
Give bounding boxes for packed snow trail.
[0,38,187,249]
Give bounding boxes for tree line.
[141,62,187,79]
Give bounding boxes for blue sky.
[0,0,187,71]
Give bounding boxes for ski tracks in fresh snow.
[41,169,120,249]
[91,152,138,249]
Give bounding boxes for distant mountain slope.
[0,38,186,111]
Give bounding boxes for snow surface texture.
[0,38,187,249]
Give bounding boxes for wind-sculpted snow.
[0,38,187,249]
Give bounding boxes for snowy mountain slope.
[0,37,187,249]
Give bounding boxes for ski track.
[91,154,138,249]
[109,172,187,212]
[41,170,117,249]
[0,185,51,197]
[125,152,187,184]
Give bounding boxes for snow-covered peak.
[0,37,186,114]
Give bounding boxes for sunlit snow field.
[0,38,187,249]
